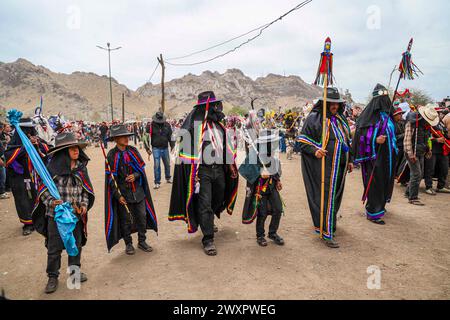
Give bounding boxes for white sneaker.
[425,189,437,196]
[154,184,160,190]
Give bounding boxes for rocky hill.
[0,59,322,120]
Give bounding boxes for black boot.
[269,234,285,246]
[45,277,59,294]
[70,270,88,283]
[125,243,135,255]
[22,225,34,236]
[138,241,153,253]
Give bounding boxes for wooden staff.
[314,37,333,239]
[319,74,328,239]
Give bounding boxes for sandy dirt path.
[0,145,449,300]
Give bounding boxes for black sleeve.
[167,124,175,150]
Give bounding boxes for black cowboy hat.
[195,91,223,108]
[48,132,88,155]
[152,111,167,124]
[108,124,134,141]
[315,87,345,104]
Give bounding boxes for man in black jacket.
[148,112,174,189]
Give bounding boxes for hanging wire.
[146,61,160,84]
[165,0,313,67]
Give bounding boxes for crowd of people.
[1,88,449,294]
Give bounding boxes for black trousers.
[256,189,283,238]
[8,170,36,227]
[197,165,225,245]
[46,217,83,278]
[424,153,449,190]
[118,200,147,245]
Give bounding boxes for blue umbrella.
[8,109,79,256]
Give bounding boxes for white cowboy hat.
[418,104,440,127]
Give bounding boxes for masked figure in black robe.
[298,88,353,248]
[32,132,95,294]
[5,118,49,236]
[168,91,239,256]
[353,84,398,225]
[104,124,157,254]
[241,129,285,247]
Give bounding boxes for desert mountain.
[0,59,322,121]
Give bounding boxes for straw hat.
[418,104,440,127]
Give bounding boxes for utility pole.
[97,42,122,122]
[157,54,166,113]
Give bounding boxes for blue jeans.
[0,166,6,194]
[153,147,171,184]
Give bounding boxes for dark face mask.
[207,104,225,122]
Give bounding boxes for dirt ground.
[0,145,449,300]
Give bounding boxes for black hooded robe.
[104,146,158,252]
[168,105,239,234]
[32,149,95,248]
[353,90,398,220]
[5,131,49,227]
[298,106,352,240]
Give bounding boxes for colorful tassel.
[314,37,334,86]
[398,38,423,80]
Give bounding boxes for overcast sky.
[1,0,449,102]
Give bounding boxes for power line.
[146,61,160,84]
[167,23,271,61]
[165,0,313,67]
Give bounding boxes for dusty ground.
[0,145,449,300]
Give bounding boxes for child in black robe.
[104,124,158,255]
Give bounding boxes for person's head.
[114,136,129,147]
[68,146,80,161]
[329,102,340,115]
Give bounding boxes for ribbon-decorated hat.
[195,91,223,108]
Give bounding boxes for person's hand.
[315,148,327,159]
[51,200,63,208]
[376,135,387,145]
[126,174,136,183]
[119,197,127,206]
[80,206,87,216]
[347,163,354,173]
[436,137,445,144]
[409,155,417,164]
[230,165,238,179]
[276,181,283,191]
[30,136,39,145]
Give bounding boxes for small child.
[33,132,95,294]
[242,129,285,247]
